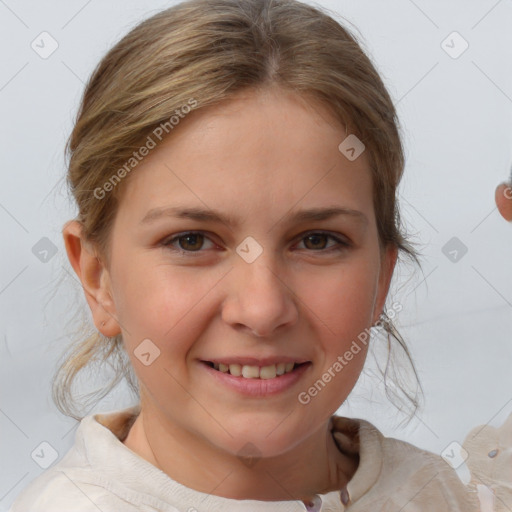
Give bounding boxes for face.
[84,87,396,457]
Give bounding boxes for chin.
[208,415,310,460]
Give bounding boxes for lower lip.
[199,361,311,397]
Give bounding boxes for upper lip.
[201,357,310,366]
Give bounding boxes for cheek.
[112,262,223,350]
[295,268,377,410]
[299,261,379,341]
[114,267,221,405]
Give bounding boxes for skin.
[496,182,512,221]
[62,86,397,502]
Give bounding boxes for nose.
[221,253,299,338]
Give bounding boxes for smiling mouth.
[201,361,310,379]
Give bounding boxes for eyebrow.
[140,205,368,228]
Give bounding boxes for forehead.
[116,88,374,225]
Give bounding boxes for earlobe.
[372,244,398,325]
[62,220,121,337]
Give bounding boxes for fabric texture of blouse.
[9,404,481,512]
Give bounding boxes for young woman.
[9,0,481,510]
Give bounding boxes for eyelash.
[160,230,351,256]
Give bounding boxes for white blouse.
[9,404,488,511]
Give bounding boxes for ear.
[495,183,512,221]
[372,244,398,325]
[62,220,121,337]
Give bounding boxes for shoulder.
[331,415,480,511]
[462,411,512,509]
[331,414,460,476]
[369,422,479,511]
[9,406,146,512]
[8,467,138,512]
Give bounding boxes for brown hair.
[52,0,422,422]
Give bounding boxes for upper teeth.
[213,362,296,379]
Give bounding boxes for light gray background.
[1,0,512,509]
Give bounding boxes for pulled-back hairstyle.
[52,0,422,422]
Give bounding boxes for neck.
[122,403,358,501]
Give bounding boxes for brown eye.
[303,233,329,250]
[177,233,204,251]
[162,231,216,254]
[297,232,349,252]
